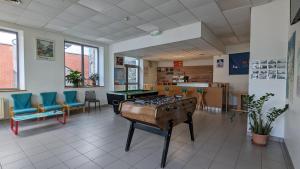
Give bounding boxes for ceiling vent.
[5,0,22,4]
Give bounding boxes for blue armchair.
[10,93,38,117]
[63,91,85,117]
[39,92,64,112]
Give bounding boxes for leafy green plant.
[244,93,288,135]
[66,70,82,87]
[89,73,99,85]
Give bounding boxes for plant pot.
[252,133,268,146]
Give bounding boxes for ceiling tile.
[250,0,272,6]
[78,0,115,13]
[0,3,25,16]
[0,12,19,23]
[47,18,76,28]
[64,3,98,18]
[143,0,171,7]
[155,0,186,16]
[223,6,250,25]
[96,37,114,43]
[122,15,147,26]
[106,21,131,32]
[231,23,250,35]
[102,6,131,20]
[150,17,178,31]
[117,0,150,14]
[1,0,32,8]
[90,13,116,26]
[179,0,214,9]
[137,23,159,32]
[34,0,73,10]
[17,16,48,28]
[169,10,198,26]
[27,1,62,18]
[45,24,68,32]
[210,25,233,35]
[137,8,164,21]
[97,26,118,34]
[216,0,251,11]
[56,12,86,24]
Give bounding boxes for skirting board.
[247,132,295,169]
[281,141,295,169]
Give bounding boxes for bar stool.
[181,87,188,97]
[196,88,206,110]
[164,86,170,96]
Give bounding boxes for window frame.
[64,41,101,87]
[0,28,19,90]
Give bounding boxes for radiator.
[0,98,5,119]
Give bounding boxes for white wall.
[213,43,250,105]
[0,21,110,119]
[157,58,213,67]
[285,6,300,169]
[249,0,289,138]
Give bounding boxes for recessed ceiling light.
[123,16,130,21]
[150,30,161,36]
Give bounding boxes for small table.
[11,110,67,135]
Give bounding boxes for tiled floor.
[0,106,288,169]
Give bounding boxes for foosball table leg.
[125,121,135,152]
[187,112,195,141]
[161,121,173,168]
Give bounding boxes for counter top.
[176,82,209,88]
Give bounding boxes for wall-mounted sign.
[173,61,183,68]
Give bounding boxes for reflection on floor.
[0,106,288,169]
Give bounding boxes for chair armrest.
[38,104,45,112]
[9,107,14,117]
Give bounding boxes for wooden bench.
[10,110,67,135]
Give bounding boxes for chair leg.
[161,121,173,168]
[99,101,101,111]
[83,106,85,113]
[187,112,195,141]
[67,108,70,118]
[125,121,135,152]
[88,102,90,113]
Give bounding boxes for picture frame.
[115,56,124,66]
[36,38,55,60]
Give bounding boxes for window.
[0,29,19,89]
[125,57,139,90]
[64,41,102,87]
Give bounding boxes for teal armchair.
[10,93,38,117]
[40,92,64,112]
[63,91,85,117]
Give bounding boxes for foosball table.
[119,95,197,168]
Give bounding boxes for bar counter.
[144,83,229,112]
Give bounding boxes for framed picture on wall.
[36,38,55,60]
[229,52,250,75]
[216,59,224,68]
[115,56,124,66]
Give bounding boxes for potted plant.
[66,70,82,87]
[89,73,99,86]
[245,93,288,146]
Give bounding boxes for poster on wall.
[250,59,286,80]
[216,59,224,68]
[286,31,296,100]
[229,52,250,75]
[115,56,124,66]
[114,68,125,85]
[173,61,183,68]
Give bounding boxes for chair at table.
[63,91,85,117]
[84,90,101,112]
[39,92,64,112]
[10,93,38,118]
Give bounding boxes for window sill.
[65,86,104,89]
[0,89,27,92]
